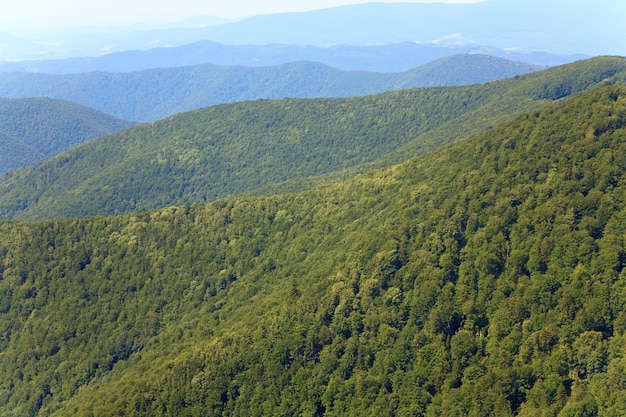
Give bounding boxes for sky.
[0,0,483,32]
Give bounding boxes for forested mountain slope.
[0,55,543,122]
[0,98,135,173]
[0,56,623,221]
[0,85,625,416]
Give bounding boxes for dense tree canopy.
[0,56,624,221]
[0,85,625,416]
[0,98,134,174]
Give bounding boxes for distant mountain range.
[0,98,135,174]
[191,0,624,55]
[0,0,622,61]
[0,55,544,122]
[1,56,623,221]
[0,41,583,74]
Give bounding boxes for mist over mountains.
[1,0,622,62]
[191,0,623,54]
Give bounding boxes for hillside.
[0,56,624,221]
[0,85,625,416]
[0,55,543,122]
[0,41,578,74]
[0,98,135,173]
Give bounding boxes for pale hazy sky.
[1,0,483,32]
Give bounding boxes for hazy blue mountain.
[0,0,621,62]
[194,0,624,56]
[0,98,136,173]
[0,18,238,61]
[0,55,543,122]
[0,31,42,60]
[0,41,583,74]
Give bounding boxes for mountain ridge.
[0,40,581,74]
[0,55,544,122]
[0,56,623,221]
[177,1,626,55]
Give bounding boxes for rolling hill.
[0,56,623,221]
[0,98,135,174]
[0,55,544,122]
[0,83,625,416]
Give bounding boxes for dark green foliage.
[0,84,626,416]
[0,98,135,173]
[0,55,543,122]
[0,56,624,222]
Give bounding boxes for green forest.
[0,57,624,221]
[0,98,134,174]
[0,76,626,417]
